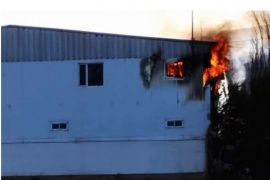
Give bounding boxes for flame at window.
[203,35,229,87]
[166,61,184,78]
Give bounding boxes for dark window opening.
[79,64,86,85]
[60,123,67,129]
[175,120,183,127]
[52,124,59,129]
[88,64,103,86]
[167,121,175,127]
[166,60,184,78]
[166,120,184,128]
[79,63,103,86]
[51,122,68,130]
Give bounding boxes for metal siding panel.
[19,28,25,62]
[113,36,119,58]
[72,32,78,60]
[168,41,173,58]
[5,28,10,62]
[140,39,144,57]
[8,28,13,61]
[97,34,101,59]
[167,41,172,58]
[117,36,122,58]
[40,30,46,61]
[85,33,90,60]
[48,30,53,61]
[44,30,49,61]
[62,31,67,60]
[172,41,178,57]
[37,29,42,61]
[126,37,131,58]
[49,30,55,61]
[108,35,112,58]
[1,26,214,62]
[12,28,18,61]
[106,35,112,59]
[101,35,105,59]
[122,36,127,58]
[146,39,151,57]
[56,30,61,61]
[104,35,108,59]
[123,36,128,58]
[71,32,76,60]
[130,37,135,58]
[150,40,155,55]
[1,28,6,61]
[78,33,82,60]
[7,28,13,62]
[127,37,132,58]
[80,33,85,60]
[27,29,35,61]
[66,32,72,60]
[89,34,95,59]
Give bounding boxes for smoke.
[200,21,233,41]
[155,11,260,84]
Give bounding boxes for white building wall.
[2,141,206,176]
[1,58,210,176]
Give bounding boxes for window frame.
[50,121,69,131]
[78,62,104,87]
[164,59,185,80]
[165,119,184,128]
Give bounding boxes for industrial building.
[2,25,213,179]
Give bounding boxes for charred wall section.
[139,41,213,100]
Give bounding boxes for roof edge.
[2,24,215,43]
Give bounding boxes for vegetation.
[207,11,270,180]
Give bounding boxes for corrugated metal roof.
[1,25,214,62]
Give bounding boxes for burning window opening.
[166,60,184,79]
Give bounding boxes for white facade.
[2,58,210,176]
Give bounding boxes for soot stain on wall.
[139,43,212,101]
[140,49,164,89]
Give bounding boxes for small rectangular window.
[52,123,59,129]
[166,119,184,128]
[166,60,184,79]
[167,121,175,127]
[51,122,68,131]
[175,120,183,127]
[79,63,103,86]
[59,123,67,129]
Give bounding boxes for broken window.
[166,60,184,79]
[79,63,103,86]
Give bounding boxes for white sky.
[1,0,269,39]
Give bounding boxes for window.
[51,122,68,131]
[166,119,184,128]
[79,63,103,86]
[165,60,184,79]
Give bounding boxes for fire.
[203,35,229,86]
[166,61,184,78]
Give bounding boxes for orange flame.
[203,35,229,86]
[167,61,184,78]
